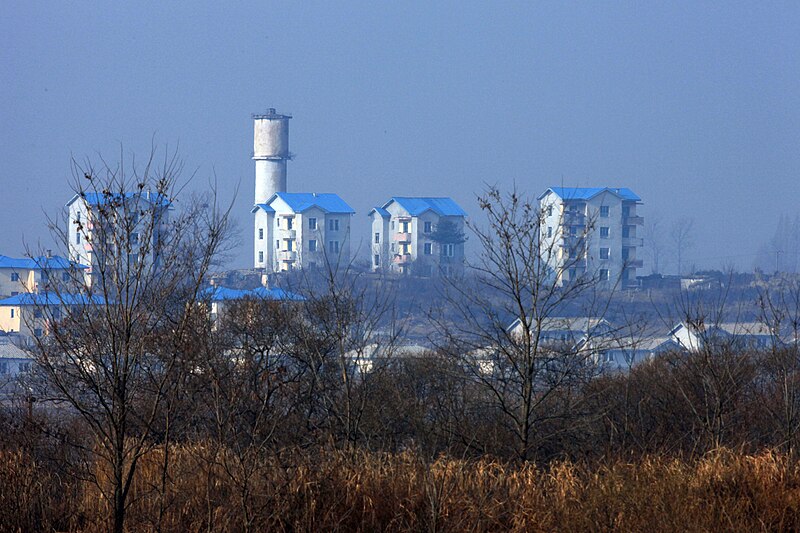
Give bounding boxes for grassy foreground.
[2,445,800,532]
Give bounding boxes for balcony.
[279,250,297,261]
[279,228,297,239]
[393,232,412,242]
[563,211,586,225]
[392,254,412,264]
[624,215,644,225]
[627,259,644,268]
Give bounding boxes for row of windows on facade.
[257,240,340,263]
[373,243,455,266]
[388,220,434,233]
[76,231,141,245]
[8,272,71,283]
[546,225,635,239]
[258,218,340,241]
[547,204,635,218]
[565,247,635,260]
[563,268,633,282]
[0,361,32,374]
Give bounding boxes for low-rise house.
[202,285,304,324]
[252,192,355,272]
[0,292,99,339]
[0,254,83,298]
[369,197,467,276]
[0,334,34,387]
[669,321,778,352]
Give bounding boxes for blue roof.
[202,286,304,302]
[66,191,171,208]
[540,187,641,202]
[0,292,103,306]
[0,255,85,271]
[384,197,467,217]
[251,203,275,214]
[269,193,354,214]
[369,207,390,218]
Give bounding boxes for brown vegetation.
[3,444,800,532]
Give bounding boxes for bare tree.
[27,146,232,533]
[432,186,619,461]
[644,213,666,274]
[670,217,695,276]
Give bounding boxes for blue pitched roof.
[0,255,85,271]
[251,203,275,214]
[66,191,171,207]
[384,197,467,217]
[269,193,354,214]
[0,292,103,306]
[540,187,641,202]
[202,286,304,302]
[368,207,390,218]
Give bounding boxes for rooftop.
[268,192,355,214]
[0,292,102,306]
[0,254,85,271]
[382,197,467,217]
[66,191,171,208]
[202,286,304,302]
[540,187,641,202]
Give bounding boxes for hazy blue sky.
[2,2,798,271]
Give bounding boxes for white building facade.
[369,197,467,276]
[253,192,354,272]
[66,192,170,285]
[538,187,643,288]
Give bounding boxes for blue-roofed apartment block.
[538,187,644,288]
[252,192,355,272]
[0,253,86,298]
[368,197,467,277]
[66,191,172,286]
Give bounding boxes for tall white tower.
[253,109,291,204]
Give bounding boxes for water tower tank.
[253,109,291,204]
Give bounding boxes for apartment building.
[0,254,82,298]
[66,191,171,285]
[252,192,354,272]
[538,187,643,288]
[0,292,98,338]
[369,197,467,276]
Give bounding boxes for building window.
[308,217,317,230]
[286,217,293,230]
[76,232,81,244]
[374,232,380,244]
[400,243,410,255]
[258,228,264,240]
[41,271,49,282]
[622,205,631,217]
[600,206,609,218]
[390,220,395,230]
[547,205,553,216]
[622,247,630,260]
[329,241,340,254]
[131,232,139,245]
[442,243,454,257]
[10,292,18,297]
[33,328,43,338]
[285,239,294,251]
[599,269,610,281]
[622,226,630,238]
[10,309,14,318]
[600,227,610,238]
[19,362,31,373]
[33,309,43,318]
[309,240,317,252]
[62,272,70,282]
[390,242,397,253]
[424,221,432,233]
[258,251,264,263]
[600,248,610,260]
[547,226,552,238]
[276,240,280,249]
[400,220,410,233]
[328,219,340,232]
[424,242,432,255]
[10,273,19,282]
[374,254,380,266]
[570,226,577,236]
[52,308,61,319]
[0,362,7,374]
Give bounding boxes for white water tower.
[253,109,291,204]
